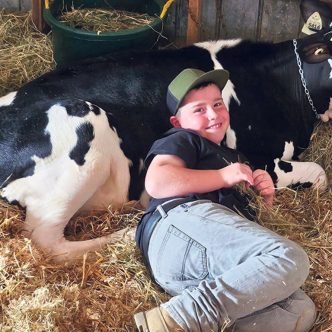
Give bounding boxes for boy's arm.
[145,154,254,199]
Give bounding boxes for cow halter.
[293,39,320,119]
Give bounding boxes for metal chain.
[293,39,320,119]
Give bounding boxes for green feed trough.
[43,0,166,66]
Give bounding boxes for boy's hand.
[219,163,254,188]
[252,169,275,207]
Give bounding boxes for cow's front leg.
[24,208,135,262]
[273,158,327,189]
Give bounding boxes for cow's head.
[298,27,332,63]
[295,28,332,118]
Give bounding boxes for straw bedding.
[0,9,54,97]
[0,10,332,331]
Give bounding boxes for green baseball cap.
[166,68,229,115]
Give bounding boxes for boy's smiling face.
[170,83,229,145]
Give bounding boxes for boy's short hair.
[166,68,229,115]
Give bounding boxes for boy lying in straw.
[134,68,316,331]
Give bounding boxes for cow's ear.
[301,42,331,63]
[170,116,181,128]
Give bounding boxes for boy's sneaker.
[134,306,184,331]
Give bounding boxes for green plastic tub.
[43,0,165,65]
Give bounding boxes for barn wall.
[0,0,30,11]
[1,0,303,44]
[163,0,303,46]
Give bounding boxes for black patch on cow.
[303,60,331,113]
[89,104,101,115]
[290,181,313,189]
[69,122,94,166]
[63,100,92,117]
[19,159,37,178]
[278,160,293,173]
[63,99,101,117]
[2,197,21,206]
[128,157,146,201]
[0,103,52,188]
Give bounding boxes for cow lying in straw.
[0,30,331,261]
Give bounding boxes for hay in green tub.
[58,8,155,33]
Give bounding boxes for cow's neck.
[302,59,331,116]
[278,40,321,129]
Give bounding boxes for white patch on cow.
[196,40,241,107]
[225,127,237,149]
[328,59,332,79]
[281,141,295,161]
[196,39,242,52]
[274,158,327,189]
[223,81,240,108]
[196,39,242,149]
[0,91,17,107]
[248,125,252,131]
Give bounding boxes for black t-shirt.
[136,128,256,250]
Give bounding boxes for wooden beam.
[186,0,202,44]
[32,0,48,32]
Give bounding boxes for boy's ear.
[170,116,181,128]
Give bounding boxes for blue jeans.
[147,200,316,332]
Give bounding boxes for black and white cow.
[0,30,331,261]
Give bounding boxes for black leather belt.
[141,197,194,277]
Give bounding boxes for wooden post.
[186,0,202,44]
[32,0,48,32]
